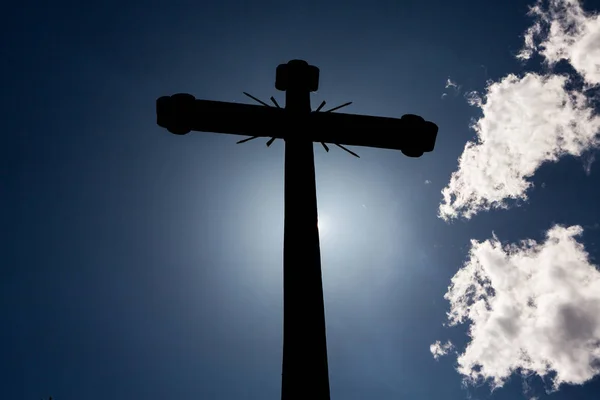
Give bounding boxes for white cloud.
[439,73,600,220]
[430,340,454,360]
[446,78,461,91]
[435,225,600,391]
[442,78,462,100]
[425,179,432,184]
[464,90,482,107]
[518,0,600,87]
[439,0,600,221]
[583,152,596,175]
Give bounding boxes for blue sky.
[3,0,600,399]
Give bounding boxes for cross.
[156,59,438,400]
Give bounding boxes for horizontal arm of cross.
[156,94,438,156]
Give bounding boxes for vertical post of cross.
[276,60,330,400]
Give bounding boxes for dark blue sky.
[3,0,600,399]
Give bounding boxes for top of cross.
[156,60,438,158]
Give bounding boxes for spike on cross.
[156,59,438,400]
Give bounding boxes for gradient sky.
[3,0,600,399]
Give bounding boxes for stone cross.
[156,59,438,400]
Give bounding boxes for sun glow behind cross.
[317,213,331,238]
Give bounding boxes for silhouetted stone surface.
[156,59,439,400]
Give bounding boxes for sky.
[3,0,600,399]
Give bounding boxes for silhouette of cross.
[156,59,438,400]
